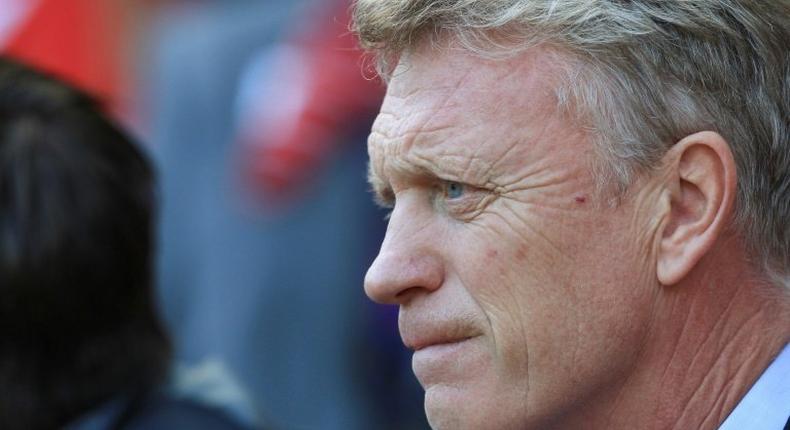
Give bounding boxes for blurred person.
[146,0,428,427]
[0,57,250,430]
[233,2,426,426]
[1,0,139,113]
[237,0,384,203]
[356,1,790,429]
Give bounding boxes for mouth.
[410,335,483,385]
[407,335,478,352]
[399,316,483,353]
[399,310,484,355]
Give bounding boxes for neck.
[556,244,790,430]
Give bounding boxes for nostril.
[394,286,424,304]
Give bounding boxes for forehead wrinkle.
[370,46,570,194]
[410,57,558,186]
[370,89,460,157]
[386,152,442,188]
[367,134,442,198]
[369,109,466,192]
[386,62,473,148]
[412,133,502,187]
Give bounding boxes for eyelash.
[376,180,485,222]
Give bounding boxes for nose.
[364,199,444,304]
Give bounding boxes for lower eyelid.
[444,189,495,214]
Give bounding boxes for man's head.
[356,1,789,429]
[0,58,170,429]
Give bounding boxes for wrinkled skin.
[364,45,667,429]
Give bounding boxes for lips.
[408,328,484,387]
[399,313,482,351]
[406,334,478,351]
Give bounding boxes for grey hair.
[353,0,790,288]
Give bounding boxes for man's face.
[365,45,662,429]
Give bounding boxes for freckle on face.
[487,249,499,259]
[516,246,527,262]
[575,196,587,204]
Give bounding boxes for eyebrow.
[367,163,393,208]
[367,158,444,208]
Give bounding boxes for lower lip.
[412,338,478,378]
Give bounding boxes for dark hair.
[0,57,171,430]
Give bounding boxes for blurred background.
[0,0,428,428]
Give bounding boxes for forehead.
[368,45,573,186]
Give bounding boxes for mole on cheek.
[516,246,527,261]
[574,195,587,204]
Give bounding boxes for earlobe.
[656,131,737,286]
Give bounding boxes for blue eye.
[445,181,464,199]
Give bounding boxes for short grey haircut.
[353,0,790,289]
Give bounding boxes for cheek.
[452,231,536,369]
[456,206,657,413]
[531,212,656,406]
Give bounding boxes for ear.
[656,131,737,286]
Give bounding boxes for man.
[354,1,790,429]
[0,58,249,430]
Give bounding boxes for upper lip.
[399,316,480,351]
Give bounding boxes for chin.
[423,382,529,430]
[424,385,471,430]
